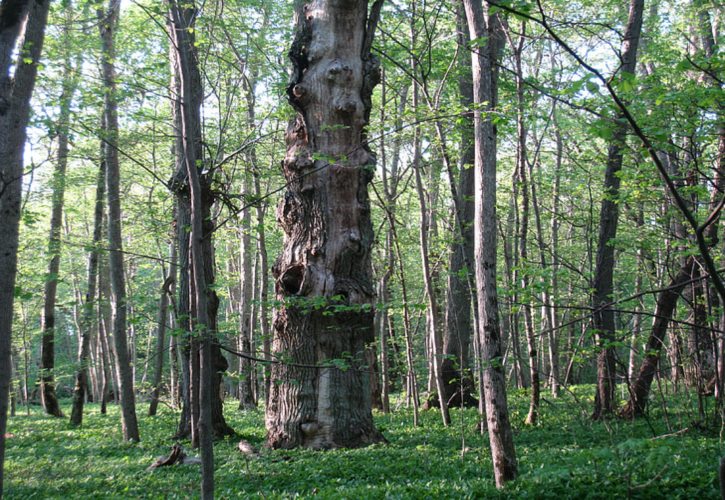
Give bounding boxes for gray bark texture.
[98,0,140,441]
[0,0,51,494]
[168,2,234,443]
[265,0,386,449]
[462,0,518,488]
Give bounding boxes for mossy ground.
[4,385,722,498]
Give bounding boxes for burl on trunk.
[265,0,385,449]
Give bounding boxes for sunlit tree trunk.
[463,0,517,487]
[98,0,140,441]
[266,0,386,449]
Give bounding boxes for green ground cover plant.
[4,386,721,499]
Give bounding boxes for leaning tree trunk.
[265,0,386,449]
[463,0,518,488]
[620,257,695,418]
[591,0,644,420]
[0,1,51,494]
[98,0,140,441]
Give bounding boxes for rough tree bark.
[590,0,644,420]
[265,0,386,449]
[0,0,51,493]
[463,0,518,487]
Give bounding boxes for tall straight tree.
[40,7,80,419]
[168,2,234,443]
[169,2,214,494]
[266,0,386,449]
[590,0,644,419]
[98,0,140,441]
[440,3,479,411]
[0,0,51,494]
[462,0,518,488]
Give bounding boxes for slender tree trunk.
[410,24,449,424]
[620,258,694,418]
[508,21,539,425]
[591,0,644,420]
[627,206,645,383]
[252,170,271,405]
[98,249,115,412]
[70,125,106,426]
[238,171,256,410]
[440,3,479,410]
[149,242,176,416]
[40,11,79,417]
[98,0,140,441]
[0,1,51,494]
[169,4,234,444]
[266,0,386,449]
[168,2,214,496]
[463,0,517,487]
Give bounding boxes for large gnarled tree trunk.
[265,0,386,450]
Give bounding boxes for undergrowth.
[4,385,722,498]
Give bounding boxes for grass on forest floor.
[4,385,723,499]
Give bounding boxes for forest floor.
[4,385,722,499]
